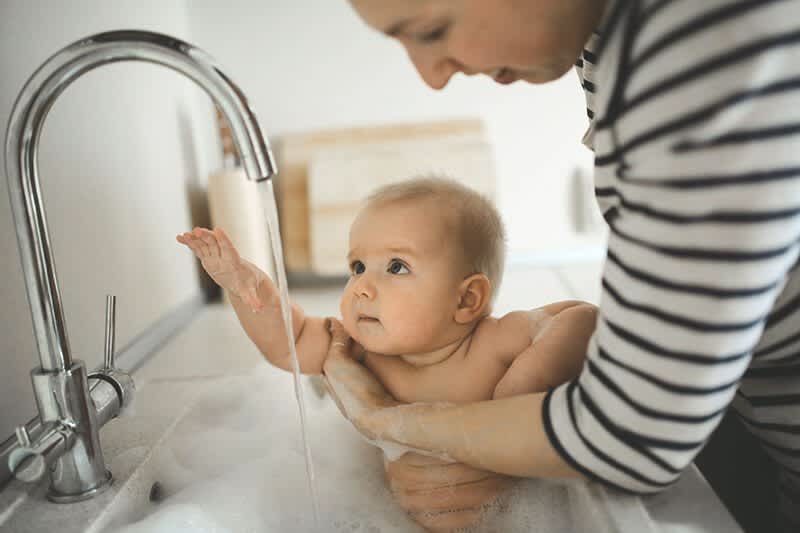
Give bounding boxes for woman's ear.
[454,274,492,324]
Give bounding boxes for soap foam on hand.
[348,401,457,462]
[323,367,457,462]
[373,441,412,462]
[364,436,455,463]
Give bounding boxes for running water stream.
[258,179,321,529]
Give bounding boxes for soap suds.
[106,366,641,532]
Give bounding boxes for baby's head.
[340,176,506,356]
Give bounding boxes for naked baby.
[177,176,597,530]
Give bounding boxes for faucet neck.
[4,30,276,371]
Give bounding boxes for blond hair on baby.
[365,175,506,295]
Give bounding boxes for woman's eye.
[388,260,409,275]
[351,261,365,275]
[417,24,449,44]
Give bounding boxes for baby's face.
[340,200,464,355]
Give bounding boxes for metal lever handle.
[9,422,72,483]
[104,294,116,370]
[89,294,135,417]
[15,426,31,448]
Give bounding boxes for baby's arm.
[177,227,330,374]
[230,280,331,375]
[493,301,598,399]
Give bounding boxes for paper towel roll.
[207,168,276,304]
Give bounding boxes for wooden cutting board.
[275,119,492,274]
[308,138,496,276]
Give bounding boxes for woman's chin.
[518,60,577,84]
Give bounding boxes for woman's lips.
[491,67,516,85]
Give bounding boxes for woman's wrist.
[365,393,580,480]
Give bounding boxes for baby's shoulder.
[468,311,537,360]
[473,307,553,339]
[468,302,597,362]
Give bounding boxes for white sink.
[86,367,633,533]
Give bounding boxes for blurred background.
[0,1,604,441]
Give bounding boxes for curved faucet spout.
[4,29,276,372]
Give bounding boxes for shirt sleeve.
[543,0,800,493]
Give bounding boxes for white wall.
[185,0,599,255]
[0,1,219,438]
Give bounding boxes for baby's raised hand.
[176,227,269,311]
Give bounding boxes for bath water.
[258,179,320,529]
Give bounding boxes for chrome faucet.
[3,30,276,502]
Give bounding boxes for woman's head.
[348,0,608,89]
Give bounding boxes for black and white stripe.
[546,0,800,528]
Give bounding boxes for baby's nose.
[354,276,376,299]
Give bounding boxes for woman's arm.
[322,319,581,479]
[543,0,800,495]
[493,302,597,398]
[373,392,580,479]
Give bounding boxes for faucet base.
[48,470,113,503]
[30,362,111,500]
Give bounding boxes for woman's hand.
[322,319,516,532]
[384,452,517,532]
[321,318,400,435]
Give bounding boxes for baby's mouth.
[357,314,380,324]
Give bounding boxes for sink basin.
[84,365,650,533]
[0,304,742,533]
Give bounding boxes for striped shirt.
[543,1,800,531]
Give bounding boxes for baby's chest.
[380,352,508,404]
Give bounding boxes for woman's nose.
[408,51,460,90]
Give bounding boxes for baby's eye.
[350,260,365,275]
[388,259,409,275]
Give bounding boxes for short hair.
[365,175,506,297]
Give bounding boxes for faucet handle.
[11,425,45,482]
[104,294,116,370]
[15,426,32,447]
[9,422,71,483]
[89,294,135,413]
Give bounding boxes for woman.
[324,1,800,532]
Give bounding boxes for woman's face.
[349,0,608,89]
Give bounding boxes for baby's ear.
[454,274,492,324]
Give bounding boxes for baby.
[177,176,597,525]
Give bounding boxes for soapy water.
[102,365,637,533]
